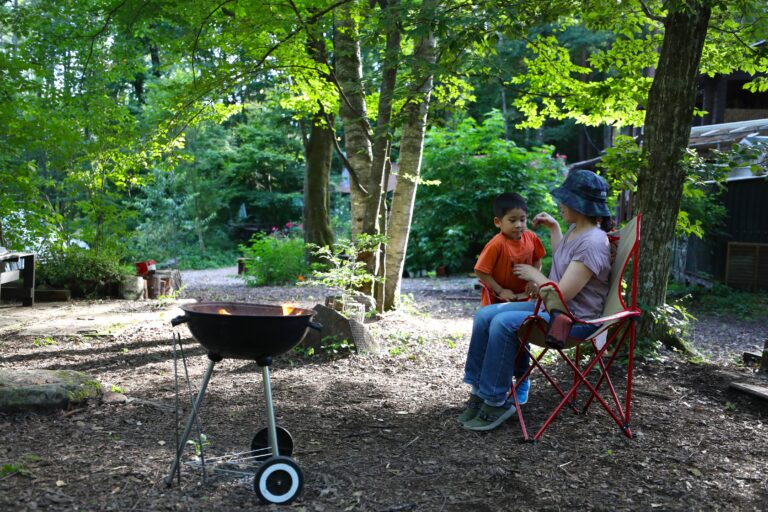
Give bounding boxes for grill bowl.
[174,302,318,360]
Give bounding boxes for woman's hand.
[531,211,563,251]
[531,212,558,229]
[524,281,538,299]
[513,264,546,285]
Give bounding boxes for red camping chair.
[509,215,642,441]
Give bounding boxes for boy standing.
[475,193,545,305]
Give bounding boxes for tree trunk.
[383,0,437,311]
[303,109,335,257]
[636,1,712,350]
[335,1,400,307]
[368,0,401,306]
[334,3,373,238]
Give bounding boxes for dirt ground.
[1,268,767,511]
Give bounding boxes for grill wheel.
[254,456,304,505]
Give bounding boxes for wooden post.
[147,275,162,299]
[760,339,768,374]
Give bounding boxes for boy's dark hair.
[493,192,528,218]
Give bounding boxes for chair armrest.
[535,282,639,325]
[536,282,576,317]
[478,280,530,303]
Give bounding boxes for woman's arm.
[513,260,594,303]
[532,212,563,252]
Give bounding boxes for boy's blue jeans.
[463,301,599,404]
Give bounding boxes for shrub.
[239,233,307,286]
[407,111,564,274]
[303,234,385,298]
[37,247,126,298]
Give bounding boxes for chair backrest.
[599,215,641,325]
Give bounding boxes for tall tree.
[384,0,437,310]
[636,0,713,344]
[505,0,768,346]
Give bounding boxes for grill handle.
[171,315,189,327]
[308,321,322,331]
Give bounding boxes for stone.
[350,292,376,313]
[0,369,102,412]
[323,293,376,314]
[102,391,127,403]
[302,304,379,354]
[118,275,145,300]
[729,381,768,401]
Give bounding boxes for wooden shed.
[678,174,768,291]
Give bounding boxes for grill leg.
[261,365,280,457]
[164,359,216,486]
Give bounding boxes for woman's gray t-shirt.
[548,225,611,320]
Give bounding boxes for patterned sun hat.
[550,170,611,217]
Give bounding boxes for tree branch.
[320,101,369,195]
[81,0,130,82]
[638,0,666,24]
[191,0,238,84]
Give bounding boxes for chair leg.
[572,345,581,403]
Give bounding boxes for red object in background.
[135,260,157,276]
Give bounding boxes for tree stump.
[302,304,379,354]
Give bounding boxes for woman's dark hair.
[493,192,528,218]
[588,215,615,233]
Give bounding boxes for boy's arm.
[476,270,517,302]
[533,258,542,272]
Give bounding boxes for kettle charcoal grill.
[164,302,320,505]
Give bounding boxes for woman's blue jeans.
[463,301,599,404]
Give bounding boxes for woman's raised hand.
[531,212,557,229]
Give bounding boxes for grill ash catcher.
[164,302,321,505]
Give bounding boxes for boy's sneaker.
[462,401,516,431]
[515,378,531,405]
[457,394,483,424]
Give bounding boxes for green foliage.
[33,337,57,349]
[291,336,354,360]
[651,300,697,345]
[0,463,30,479]
[385,330,426,358]
[37,247,126,298]
[304,234,385,295]
[187,433,210,457]
[669,282,768,320]
[507,2,768,130]
[407,111,563,273]
[319,336,355,357]
[126,104,305,269]
[239,233,307,286]
[599,135,729,239]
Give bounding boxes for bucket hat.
[550,170,611,217]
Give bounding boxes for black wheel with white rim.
[253,456,303,505]
[250,426,294,457]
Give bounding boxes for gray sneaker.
[457,394,483,424]
[462,400,516,431]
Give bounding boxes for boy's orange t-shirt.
[475,230,546,306]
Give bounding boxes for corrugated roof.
[689,118,768,148]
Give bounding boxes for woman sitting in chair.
[460,170,613,431]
